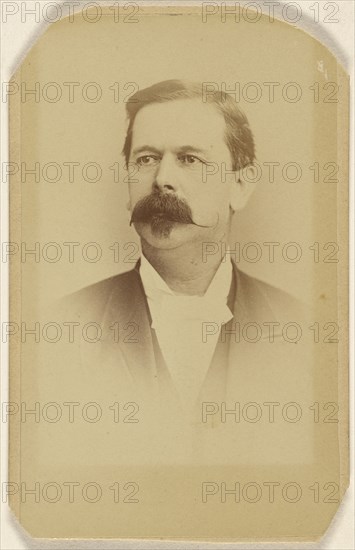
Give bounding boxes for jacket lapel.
[226,265,284,397]
[99,265,159,396]
[233,266,279,327]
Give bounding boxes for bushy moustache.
[130,192,197,237]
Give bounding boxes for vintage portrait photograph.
[2,0,351,546]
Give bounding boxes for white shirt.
[139,255,233,410]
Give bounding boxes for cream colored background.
[3,0,352,547]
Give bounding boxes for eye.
[136,155,160,167]
[178,154,204,166]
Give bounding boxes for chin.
[134,222,201,250]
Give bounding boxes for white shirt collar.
[139,254,234,409]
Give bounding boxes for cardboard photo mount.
[8,4,349,542]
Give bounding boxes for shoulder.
[51,268,139,320]
[235,268,305,322]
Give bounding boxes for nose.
[154,154,177,193]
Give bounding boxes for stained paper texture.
[8,5,348,541]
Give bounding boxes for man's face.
[128,99,237,249]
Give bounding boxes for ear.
[229,165,258,212]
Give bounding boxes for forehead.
[131,99,228,152]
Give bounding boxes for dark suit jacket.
[53,261,305,410]
[37,260,313,467]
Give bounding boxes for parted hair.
[122,79,255,171]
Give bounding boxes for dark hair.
[122,79,255,171]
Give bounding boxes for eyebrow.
[178,145,210,157]
[131,146,162,156]
[131,145,211,157]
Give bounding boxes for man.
[58,79,303,413]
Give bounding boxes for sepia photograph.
[1,0,351,545]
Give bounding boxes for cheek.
[189,182,230,212]
[185,184,231,226]
[129,175,152,202]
